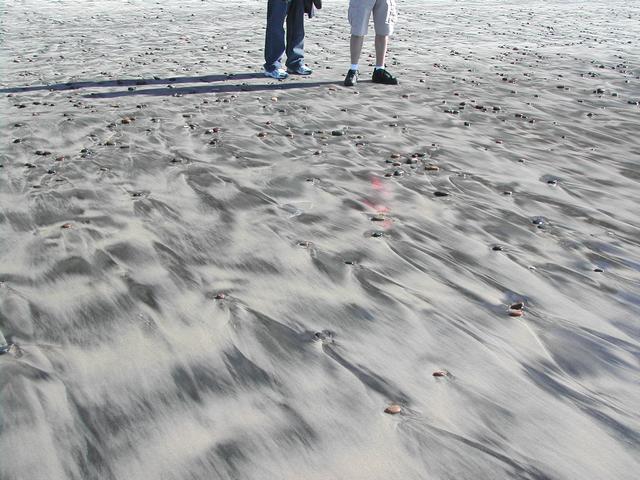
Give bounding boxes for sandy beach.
[1,0,639,478]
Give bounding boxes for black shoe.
[372,68,398,85]
[344,69,358,87]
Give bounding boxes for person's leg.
[350,35,365,65]
[344,0,372,86]
[285,0,306,70]
[374,34,388,67]
[264,0,289,73]
[371,0,398,84]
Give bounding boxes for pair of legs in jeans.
[263,0,310,79]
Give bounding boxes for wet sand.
[1,0,640,479]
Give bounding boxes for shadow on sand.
[0,72,352,97]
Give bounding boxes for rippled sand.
[1,1,640,479]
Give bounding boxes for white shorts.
[348,0,398,36]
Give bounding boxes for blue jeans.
[264,0,305,72]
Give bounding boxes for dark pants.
[264,0,305,72]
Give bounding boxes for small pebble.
[509,310,524,317]
[215,293,226,300]
[61,223,73,229]
[432,370,449,377]
[384,405,401,415]
[510,302,525,310]
[433,191,449,197]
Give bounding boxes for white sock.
[374,65,384,70]
[350,64,358,71]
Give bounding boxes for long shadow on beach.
[0,72,264,94]
[82,80,350,98]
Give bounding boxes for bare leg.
[350,35,365,65]
[375,35,388,66]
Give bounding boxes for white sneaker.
[287,65,313,75]
[264,68,289,80]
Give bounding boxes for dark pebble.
[492,245,504,251]
[433,191,449,197]
[593,267,604,273]
[331,130,344,136]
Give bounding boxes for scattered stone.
[215,293,226,300]
[257,132,267,138]
[425,164,440,171]
[121,117,134,124]
[371,231,384,238]
[509,310,524,317]
[331,130,344,136]
[593,267,604,273]
[432,370,449,377]
[61,223,72,229]
[492,245,504,251]
[510,302,525,310]
[433,191,449,197]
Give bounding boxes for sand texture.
[1,0,640,479]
